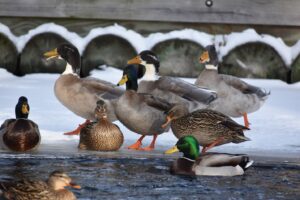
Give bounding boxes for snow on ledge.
[17,23,82,53]
[0,23,18,48]
[218,29,292,66]
[0,23,297,66]
[146,29,213,49]
[81,24,146,54]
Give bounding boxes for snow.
[0,67,299,158]
[0,23,298,67]
[217,29,292,66]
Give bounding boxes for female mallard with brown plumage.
[0,170,81,200]
[195,45,270,128]
[0,96,40,152]
[162,104,250,153]
[165,136,253,176]
[44,44,124,135]
[79,100,124,151]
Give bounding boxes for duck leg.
[243,113,250,128]
[201,137,224,153]
[127,135,146,150]
[140,134,158,151]
[64,120,91,135]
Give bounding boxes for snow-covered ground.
[0,67,299,159]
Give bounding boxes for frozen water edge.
[0,67,300,160]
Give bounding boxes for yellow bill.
[199,51,209,63]
[117,75,128,86]
[44,48,59,60]
[164,145,179,154]
[127,55,142,65]
[22,104,29,114]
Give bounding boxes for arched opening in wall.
[221,42,288,82]
[81,35,137,77]
[151,39,204,77]
[0,34,18,75]
[20,33,70,75]
[291,54,300,83]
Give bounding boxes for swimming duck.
[0,96,40,152]
[79,100,124,151]
[116,65,172,151]
[165,136,253,176]
[0,170,80,200]
[195,45,270,128]
[44,44,124,135]
[162,104,250,153]
[127,50,217,112]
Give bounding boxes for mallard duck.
[162,104,250,153]
[0,170,80,200]
[116,65,172,151]
[0,96,40,152]
[195,45,270,128]
[127,50,217,112]
[44,44,124,135]
[165,136,253,176]
[79,100,124,151]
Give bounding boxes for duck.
[0,170,80,200]
[116,65,173,151]
[127,50,217,113]
[165,136,254,176]
[44,44,124,135]
[0,96,40,152]
[79,100,124,151]
[195,45,270,128]
[161,104,250,153]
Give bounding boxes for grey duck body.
[54,74,123,121]
[115,90,170,136]
[171,153,252,176]
[196,69,268,117]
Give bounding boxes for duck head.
[165,136,200,160]
[44,44,81,75]
[127,50,159,80]
[199,45,218,69]
[47,171,81,191]
[161,104,189,129]
[117,65,139,91]
[15,96,30,119]
[95,100,107,120]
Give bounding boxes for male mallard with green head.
[195,45,270,128]
[116,65,172,151]
[162,104,250,153]
[44,44,124,135]
[127,50,217,112]
[0,170,81,200]
[79,100,124,151]
[0,96,40,152]
[165,136,253,176]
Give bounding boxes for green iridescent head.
[165,135,200,160]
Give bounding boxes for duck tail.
[233,134,251,143]
[259,88,271,100]
[238,156,254,171]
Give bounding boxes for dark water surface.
[0,151,299,200]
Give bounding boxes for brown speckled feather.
[171,109,250,147]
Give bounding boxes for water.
[0,151,299,200]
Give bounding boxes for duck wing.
[81,77,124,100]
[139,93,173,112]
[196,152,249,167]
[219,74,270,98]
[155,76,217,104]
